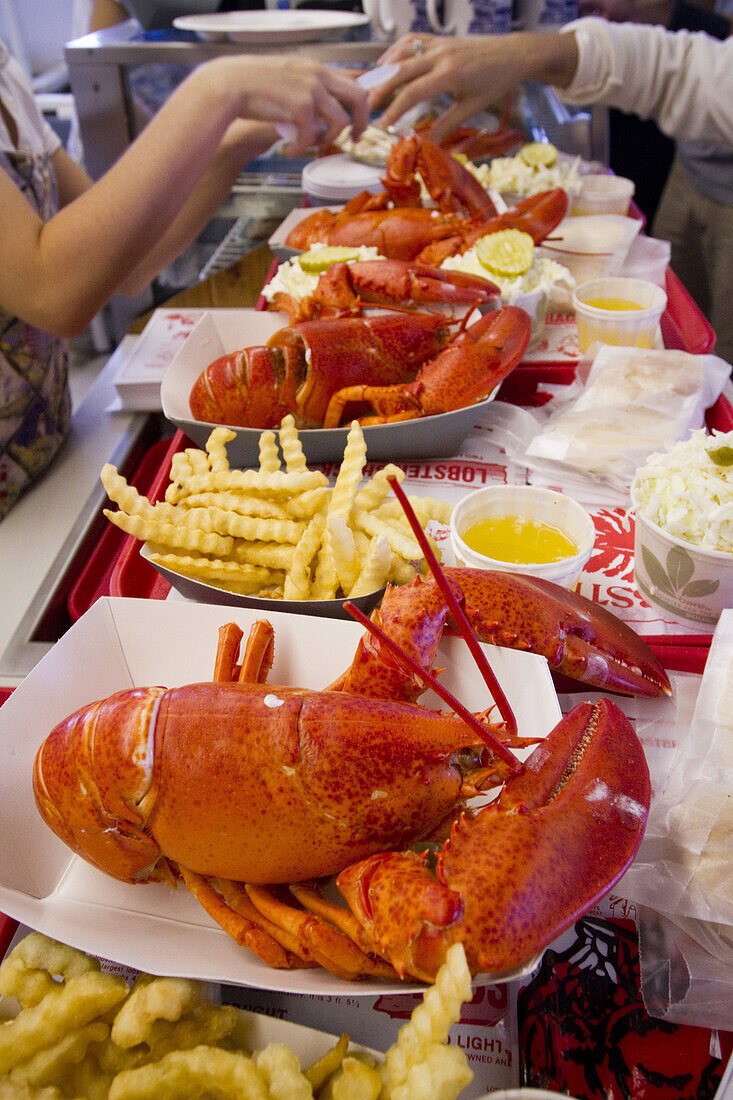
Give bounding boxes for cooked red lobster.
[266,258,501,324]
[189,305,531,429]
[285,134,568,263]
[34,537,668,981]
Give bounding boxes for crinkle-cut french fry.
[228,542,295,570]
[178,469,328,497]
[100,464,156,518]
[376,496,454,526]
[351,507,422,562]
[284,486,330,519]
[320,1055,382,1100]
[9,1021,108,1088]
[349,534,392,598]
[328,421,367,521]
[165,452,194,503]
[106,1045,268,1100]
[387,1045,473,1100]
[206,427,236,473]
[310,528,339,601]
[328,517,360,595]
[388,556,419,586]
[258,429,281,474]
[303,1034,350,1090]
[279,415,307,473]
[111,1005,238,1069]
[145,549,282,591]
[283,511,326,601]
[254,1042,312,1100]
[0,1081,78,1099]
[157,505,304,545]
[248,585,284,599]
[111,977,197,1050]
[104,510,233,557]
[0,971,128,1075]
[65,1054,113,1100]
[184,447,210,475]
[382,943,472,1097]
[352,527,371,560]
[0,933,99,1009]
[354,464,405,511]
[179,491,291,521]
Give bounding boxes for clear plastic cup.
[450,485,595,589]
[572,174,635,216]
[573,276,667,353]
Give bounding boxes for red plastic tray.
[109,431,196,603]
[0,689,18,959]
[66,436,183,618]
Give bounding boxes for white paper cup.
[633,509,733,631]
[537,214,641,283]
[572,173,635,216]
[450,486,595,589]
[482,285,549,349]
[573,276,667,353]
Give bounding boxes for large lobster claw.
[322,306,531,426]
[338,567,671,701]
[337,698,651,981]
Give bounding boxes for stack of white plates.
[302,155,384,203]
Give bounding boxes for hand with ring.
[367,31,578,145]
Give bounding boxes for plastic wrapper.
[523,346,731,494]
[638,907,733,1031]
[622,234,671,286]
[620,610,733,1028]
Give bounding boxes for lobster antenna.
[343,600,520,771]
[387,474,519,741]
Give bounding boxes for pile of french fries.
[101,418,453,603]
[0,931,474,1099]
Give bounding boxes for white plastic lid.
[302,154,384,201]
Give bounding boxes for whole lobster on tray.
[285,134,568,263]
[189,305,532,429]
[266,258,502,324]
[33,487,669,983]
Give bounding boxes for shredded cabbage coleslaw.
[632,429,733,554]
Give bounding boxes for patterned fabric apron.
[0,130,71,519]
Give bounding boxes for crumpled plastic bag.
[620,610,733,1028]
[523,346,731,493]
[638,906,733,1031]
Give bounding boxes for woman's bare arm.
[0,55,367,337]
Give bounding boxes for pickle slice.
[706,441,733,467]
[520,141,558,169]
[298,246,362,273]
[476,229,535,278]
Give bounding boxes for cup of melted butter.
[450,486,596,589]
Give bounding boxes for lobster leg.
[322,305,530,427]
[180,868,305,971]
[336,698,651,981]
[245,884,397,980]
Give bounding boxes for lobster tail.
[189,346,303,429]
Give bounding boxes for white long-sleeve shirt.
[558,17,733,149]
